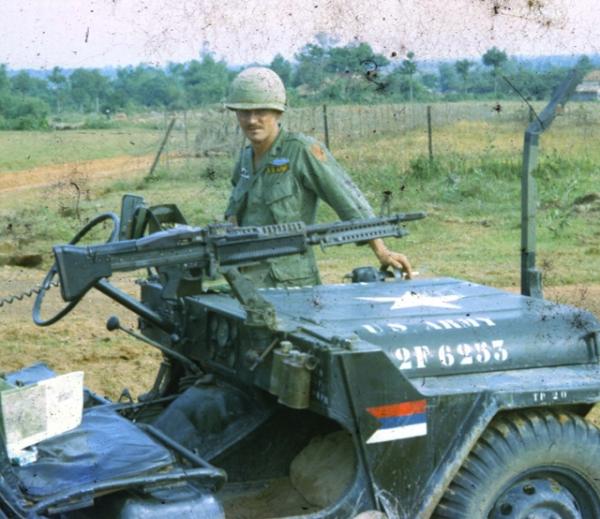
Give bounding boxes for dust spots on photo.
[392,107,406,121]
[378,187,410,217]
[44,170,91,221]
[360,58,389,92]
[204,166,217,181]
[480,0,565,30]
[380,190,392,216]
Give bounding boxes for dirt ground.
[1,155,161,399]
[0,154,154,193]
[1,155,599,403]
[0,266,162,399]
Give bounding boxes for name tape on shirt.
[267,158,290,174]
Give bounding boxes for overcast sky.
[1,0,598,70]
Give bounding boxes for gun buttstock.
[54,245,112,301]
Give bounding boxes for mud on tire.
[435,410,600,519]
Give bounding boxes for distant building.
[573,70,600,101]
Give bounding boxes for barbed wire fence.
[143,100,600,171]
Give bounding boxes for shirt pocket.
[263,176,301,223]
[227,176,252,218]
[231,176,251,203]
[269,253,320,285]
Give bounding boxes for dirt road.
[0,154,154,193]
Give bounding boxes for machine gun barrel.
[54,212,425,302]
[304,212,425,246]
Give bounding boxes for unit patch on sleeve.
[366,399,427,444]
[310,143,327,162]
[266,158,290,174]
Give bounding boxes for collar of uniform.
[268,127,286,159]
[252,127,286,174]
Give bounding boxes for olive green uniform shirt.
[225,129,374,287]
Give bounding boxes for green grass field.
[1,104,598,399]
[0,107,598,289]
[0,128,161,172]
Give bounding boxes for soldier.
[224,66,413,288]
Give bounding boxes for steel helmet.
[225,67,287,112]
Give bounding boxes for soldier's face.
[236,109,281,146]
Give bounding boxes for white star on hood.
[356,292,463,310]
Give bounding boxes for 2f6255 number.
[394,340,508,370]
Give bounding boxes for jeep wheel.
[434,410,600,519]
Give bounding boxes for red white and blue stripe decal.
[366,399,427,444]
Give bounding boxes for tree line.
[0,37,595,130]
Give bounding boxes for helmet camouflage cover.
[225,67,287,112]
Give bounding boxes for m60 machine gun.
[48,210,424,331]
[2,71,600,519]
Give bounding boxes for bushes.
[406,155,448,181]
[0,93,49,130]
[81,116,116,129]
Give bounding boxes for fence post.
[427,105,433,161]
[147,117,176,179]
[183,110,189,153]
[322,104,330,149]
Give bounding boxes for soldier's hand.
[369,239,413,279]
